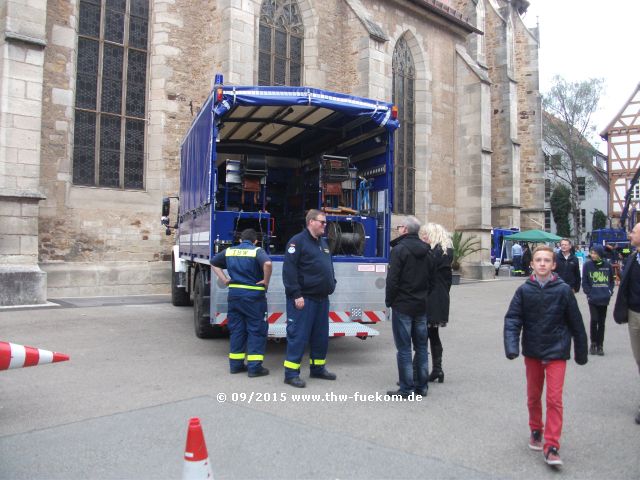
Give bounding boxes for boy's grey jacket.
[504,274,588,364]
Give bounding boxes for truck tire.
[193,269,227,339]
[171,255,192,306]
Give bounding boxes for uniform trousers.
[284,297,329,379]
[227,293,268,374]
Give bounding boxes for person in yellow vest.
[211,228,272,376]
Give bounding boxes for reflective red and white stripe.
[213,310,385,325]
[362,311,385,323]
[0,341,70,371]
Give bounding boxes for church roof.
[408,0,482,34]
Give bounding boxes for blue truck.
[162,75,399,339]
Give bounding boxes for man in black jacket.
[613,222,640,424]
[385,216,432,398]
[553,238,581,293]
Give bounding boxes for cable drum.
[326,220,365,256]
[326,221,341,254]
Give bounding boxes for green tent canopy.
[506,229,562,243]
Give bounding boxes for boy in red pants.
[504,245,588,466]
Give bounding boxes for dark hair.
[240,228,258,243]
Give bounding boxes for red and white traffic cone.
[182,417,213,480]
[0,341,69,371]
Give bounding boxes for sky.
[520,0,640,153]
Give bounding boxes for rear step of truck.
[268,322,379,339]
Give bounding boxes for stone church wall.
[0,0,543,298]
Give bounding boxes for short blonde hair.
[532,244,554,259]
[419,223,453,250]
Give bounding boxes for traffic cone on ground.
[182,417,213,480]
[0,341,69,371]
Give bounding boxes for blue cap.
[591,244,604,257]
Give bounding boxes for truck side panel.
[179,94,214,259]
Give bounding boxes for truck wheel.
[193,269,227,339]
[171,255,192,306]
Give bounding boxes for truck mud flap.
[268,322,379,339]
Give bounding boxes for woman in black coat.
[420,223,453,383]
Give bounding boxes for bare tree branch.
[542,76,604,242]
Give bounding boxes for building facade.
[0,0,544,304]
[600,82,640,229]
[543,145,609,245]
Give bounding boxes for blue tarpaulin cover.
[179,85,399,214]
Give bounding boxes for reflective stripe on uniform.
[284,360,300,370]
[310,358,326,366]
[228,283,265,291]
[229,352,246,360]
[247,354,264,362]
[225,248,258,257]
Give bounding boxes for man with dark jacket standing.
[554,238,581,293]
[613,222,640,424]
[282,209,337,388]
[385,216,432,398]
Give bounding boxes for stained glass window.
[392,37,416,215]
[73,0,149,189]
[258,0,304,86]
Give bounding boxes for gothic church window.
[392,37,415,215]
[73,0,149,189]
[506,16,515,74]
[258,0,304,86]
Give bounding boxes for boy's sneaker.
[544,446,563,466]
[528,430,543,451]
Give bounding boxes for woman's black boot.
[428,345,444,383]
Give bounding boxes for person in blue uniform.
[282,209,337,388]
[211,228,272,377]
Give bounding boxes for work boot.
[248,366,269,378]
[310,368,337,380]
[230,364,248,374]
[284,376,306,388]
[428,345,444,383]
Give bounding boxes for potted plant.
[451,231,483,285]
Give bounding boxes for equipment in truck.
[162,74,399,340]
